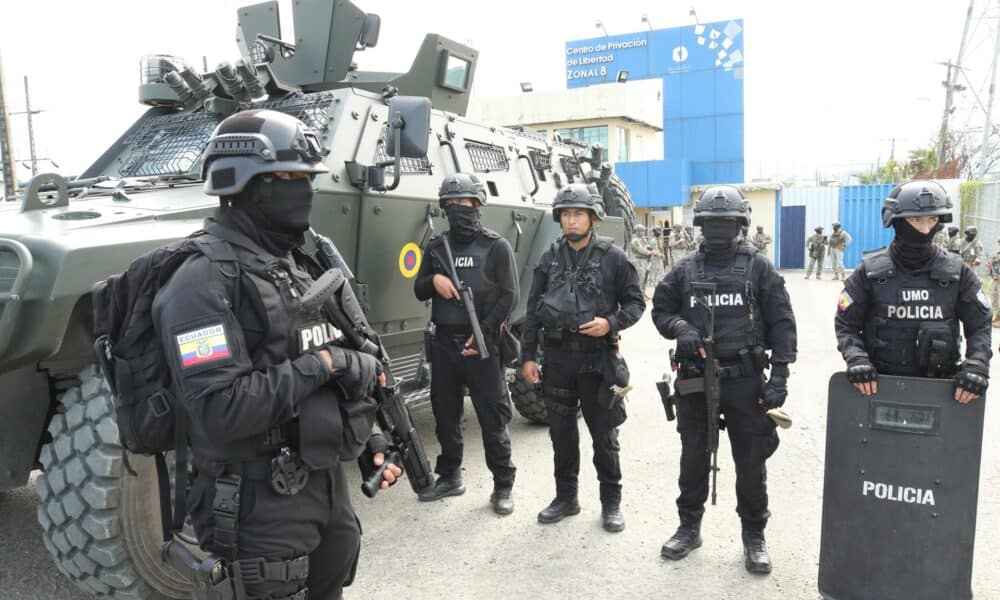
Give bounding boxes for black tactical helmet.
[948,225,959,235]
[552,183,604,222]
[881,180,952,228]
[202,109,328,196]
[438,172,487,208]
[692,185,750,226]
[965,226,978,236]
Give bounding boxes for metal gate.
[839,184,896,269]
[779,205,805,268]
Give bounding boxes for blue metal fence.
[838,184,896,269]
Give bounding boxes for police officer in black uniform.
[651,185,797,574]
[153,110,401,600]
[835,180,991,403]
[413,173,519,514]
[521,184,645,532]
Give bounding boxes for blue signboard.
[566,20,745,207]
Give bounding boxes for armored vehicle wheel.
[510,364,548,425]
[35,365,190,599]
[602,174,638,251]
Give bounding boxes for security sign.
[398,242,422,278]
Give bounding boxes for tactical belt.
[231,556,310,586]
[435,324,473,336]
[543,330,608,352]
[675,360,759,396]
[195,456,274,480]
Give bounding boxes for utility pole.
[0,51,16,201]
[979,14,1000,180]
[22,77,38,176]
[938,0,975,166]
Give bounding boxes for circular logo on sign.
[196,341,212,358]
[398,242,422,278]
[672,45,689,63]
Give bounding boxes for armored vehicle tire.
[510,364,548,425]
[602,174,637,250]
[35,365,190,599]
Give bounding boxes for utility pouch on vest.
[603,345,630,389]
[916,321,955,377]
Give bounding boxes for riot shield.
[818,373,986,600]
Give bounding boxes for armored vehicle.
[0,1,636,597]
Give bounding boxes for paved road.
[2,272,998,599]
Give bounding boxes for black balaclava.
[833,224,841,232]
[220,174,314,255]
[890,219,942,270]
[948,227,959,238]
[700,219,742,263]
[965,230,977,242]
[444,203,481,243]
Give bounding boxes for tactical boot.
[742,529,772,574]
[537,497,581,524]
[601,503,625,533]
[418,475,465,502]
[490,487,514,516]
[660,523,702,560]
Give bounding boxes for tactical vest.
[430,231,498,329]
[192,224,365,469]
[829,231,846,249]
[681,248,764,360]
[537,236,615,331]
[861,248,962,377]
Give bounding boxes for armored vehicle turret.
[0,1,635,597]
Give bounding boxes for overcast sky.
[0,0,991,182]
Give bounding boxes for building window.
[617,127,630,162]
[556,125,608,162]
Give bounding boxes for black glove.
[846,356,878,384]
[760,362,790,409]
[955,360,989,395]
[357,433,400,490]
[323,345,381,396]
[673,320,704,358]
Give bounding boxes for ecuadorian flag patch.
[177,324,230,368]
[838,290,854,312]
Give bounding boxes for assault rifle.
[302,245,435,498]
[434,233,490,359]
[691,281,722,506]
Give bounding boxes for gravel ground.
[2,271,998,599]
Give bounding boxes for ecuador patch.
[177,324,231,368]
[398,242,422,278]
[977,288,991,310]
[838,290,854,312]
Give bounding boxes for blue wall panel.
[567,19,744,201]
[780,205,806,268]
[614,160,692,207]
[838,184,896,269]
